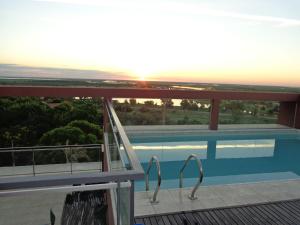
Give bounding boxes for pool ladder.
[145,155,161,203]
[145,154,204,202]
[179,154,204,200]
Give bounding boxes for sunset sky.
[1,0,300,86]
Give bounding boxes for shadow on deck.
[135,198,300,225]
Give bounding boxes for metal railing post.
[117,181,121,225]
[100,144,104,172]
[130,180,135,225]
[12,149,15,167]
[32,149,36,176]
[70,147,73,174]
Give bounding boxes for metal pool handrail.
[179,154,204,200]
[105,100,144,173]
[145,155,161,203]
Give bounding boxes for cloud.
[35,0,300,27]
[0,64,130,80]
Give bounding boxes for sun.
[133,67,153,81]
[139,75,146,81]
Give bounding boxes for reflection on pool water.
[129,133,300,191]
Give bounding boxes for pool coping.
[125,124,299,139]
[135,178,300,216]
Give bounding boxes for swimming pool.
[129,132,300,191]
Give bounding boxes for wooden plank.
[143,217,152,225]
[155,216,166,225]
[193,211,209,225]
[286,200,300,212]
[275,202,300,221]
[280,201,300,222]
[260,204,293,225]
[183,212,198,225]
[135,218,144,224]
[149,217,158,225]
[173,213,184,225]
[247,206,274,225]
[135,199,300,225]
[229,208,254,225]
[197,211,216,225]
[167,214,180,225]
[207,210,227,225]
[236,207,263,224]
[221,208,247,225]
[269,203,298,224]
[161,215,172,225]
[210,209,233,225]
[250,205,277,225]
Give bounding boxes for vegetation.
[1,77,300,93]
[114,99,279,125]
[0,97,103,166]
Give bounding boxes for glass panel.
[0,189,108,225]
[114,98,210,126]
[107,120,127,172]
[114,184,131,225]
[219,100,279,125]
[0,146,102,177]
[70,146,102,173]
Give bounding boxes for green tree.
[67,120,102,140]
[161,99,173,108]
[180,99,190,110]
[129,98,137,106]
[144,100,155,106]
[39,126,86,145]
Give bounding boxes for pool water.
[129,133,300,191]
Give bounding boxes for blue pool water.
[129,132,300,191]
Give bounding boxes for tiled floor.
[135,180,300,216]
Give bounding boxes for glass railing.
[0,144,102,177]
[104,99,144,225]
[0,99,144,225]
[0,182,130,225]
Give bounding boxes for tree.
[180,99,190,110]
[226,101,245,122]
[39,126,86,145]
[161,99,173,108]
[144,100,154,107]
[129,98,137,106]
[180,99,198,111]
[67,120,102,140]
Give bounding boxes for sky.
[1,0,300,86]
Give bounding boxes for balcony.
[0,86,300,225]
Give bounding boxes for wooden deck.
[135,199,300,225]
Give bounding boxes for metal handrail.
[0,145,103,177]
[145,156,161,203]
[0,181,131,197]
[0,144,101,153]
[179,154,204,200]
[105,100,144,173]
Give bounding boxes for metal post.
[129,180,135,225]
[70,147,73,174]
[117,181,120,225]
[32,149,36,176]
[11,141,15,167]
[100,144,104,172]
[12,150,15,167]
